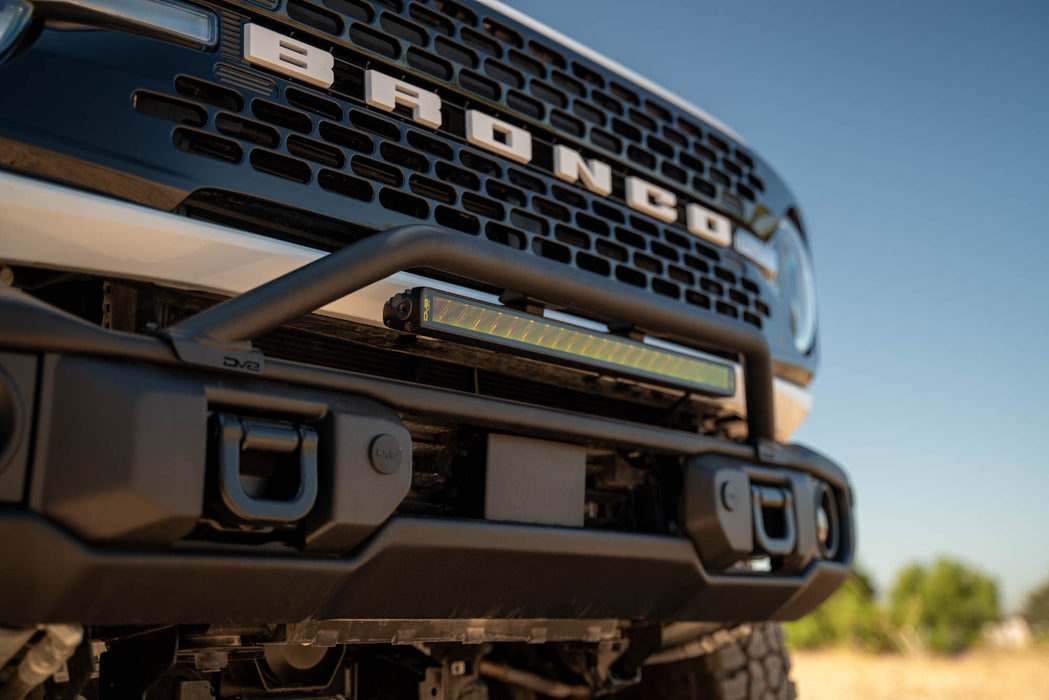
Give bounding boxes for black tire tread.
[615,623,797,699]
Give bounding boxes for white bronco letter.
[553,145,612,196]
[465,110,532,164]
[243,24,334,89]
[365,70,443,129]
[686,202,732,246]
[625,176,677,223]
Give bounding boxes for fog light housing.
[814,481,839,559]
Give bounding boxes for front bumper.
[0,225,852,626]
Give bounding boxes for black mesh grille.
[271,0,762,202]
[140,0,775,328]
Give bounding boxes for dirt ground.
[790,647,1049,699]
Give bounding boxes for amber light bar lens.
[402,288,734,396]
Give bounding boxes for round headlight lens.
[0,0,33,64]
[770,218,817,353]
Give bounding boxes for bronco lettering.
[242,24,732,245]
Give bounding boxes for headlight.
[30,0,217,49]
[0,0,33,63]
[770,218,817,353]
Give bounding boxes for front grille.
[271,0,765,204]
[132,0,775,329]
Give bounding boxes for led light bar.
[384,288,735,397]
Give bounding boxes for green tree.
[785,564,895,652]
[889,557,999,653]
[1020,574,1049,636]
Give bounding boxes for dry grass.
[791,647,1049,699]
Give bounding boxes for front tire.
[616,623,797,699]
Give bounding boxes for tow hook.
[751,486,796,556]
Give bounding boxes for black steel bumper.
[0,226,853,625]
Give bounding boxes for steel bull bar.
[0,224,852,625]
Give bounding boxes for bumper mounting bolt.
[721,481,740,511]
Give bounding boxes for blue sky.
[511,0,1049,610]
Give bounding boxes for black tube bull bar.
[159,224,775,443]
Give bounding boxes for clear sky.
[510,0,1049,611]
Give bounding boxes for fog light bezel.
[814,481,840,560]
